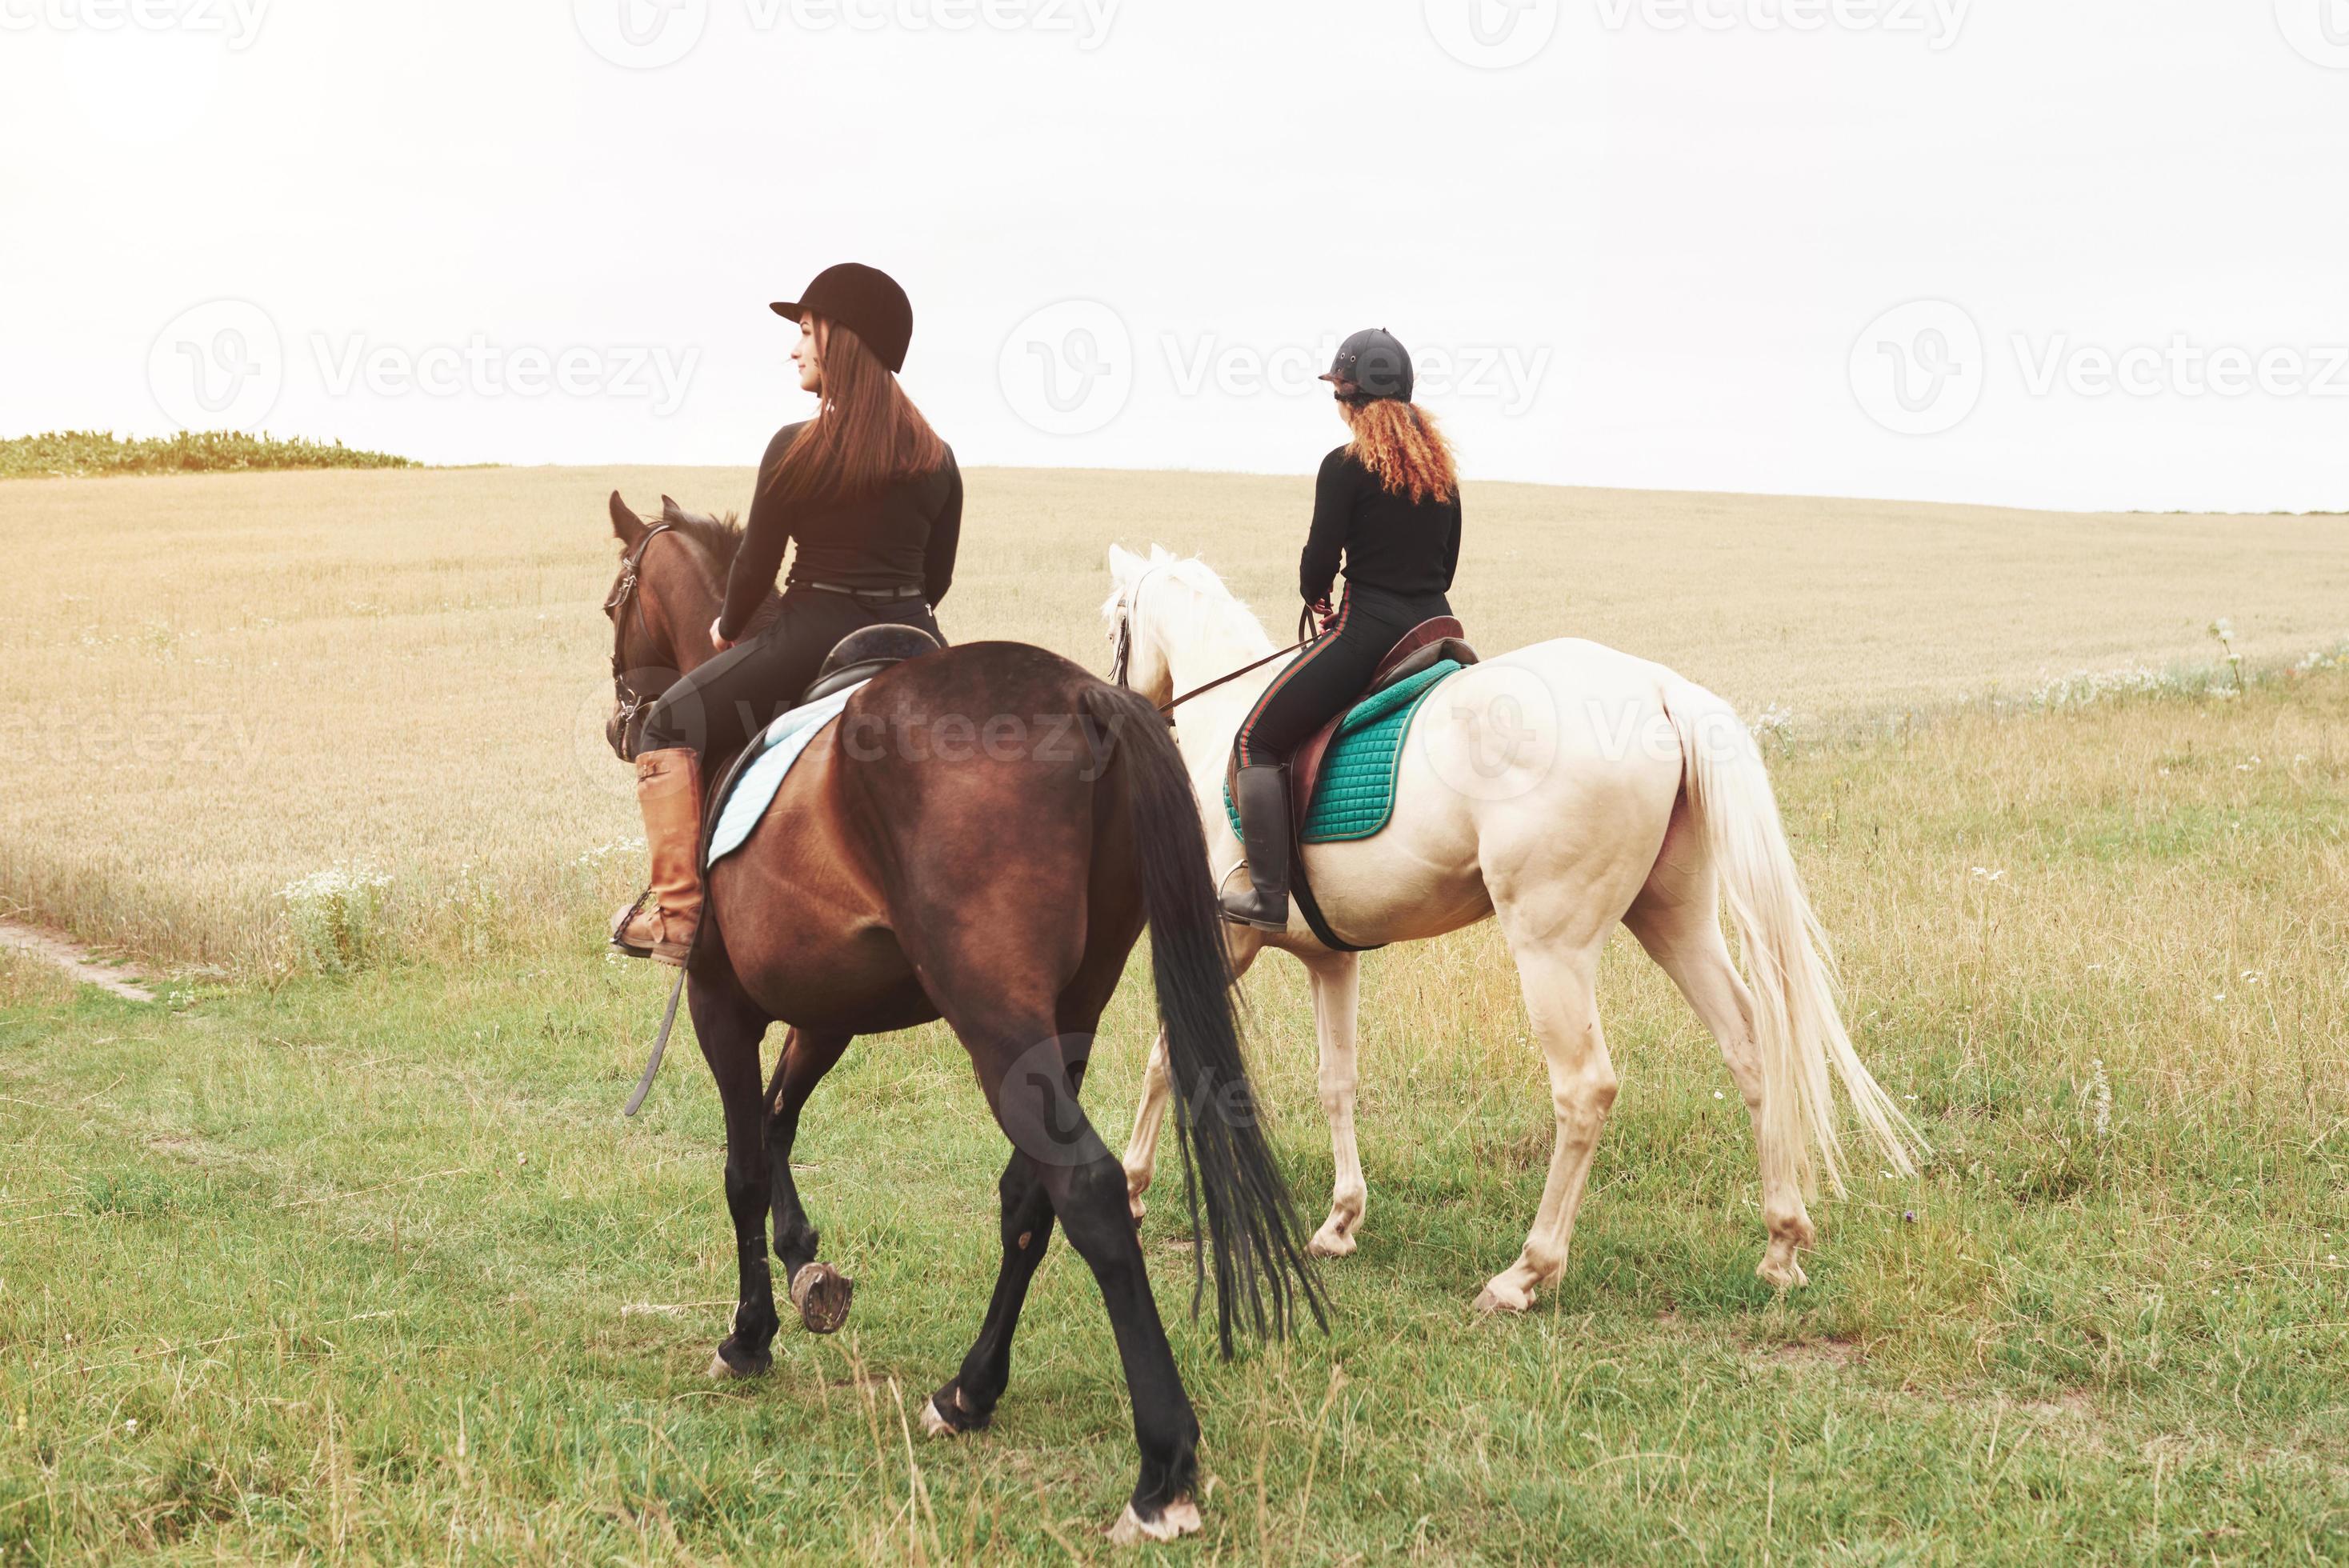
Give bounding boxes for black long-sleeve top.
[1298,444,1462,606]
[718,422,964,640]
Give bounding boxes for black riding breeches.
[1234,582,1452,769]
[636,586,944,760]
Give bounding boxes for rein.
[606,522,676,750]
[1113,568,1314,719]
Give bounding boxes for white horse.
[1106,546,1922,1312]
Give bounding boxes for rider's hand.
[1312,597,1335,630]
[710,618,734,653]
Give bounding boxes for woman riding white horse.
[1105,546,1923,1313]
[1220,326,1461,930]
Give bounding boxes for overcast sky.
[5,1,2345,511]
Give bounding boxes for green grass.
[0,431,416,480]
[4,671,2347,1562]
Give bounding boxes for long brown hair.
[762,315,949,507]
[1342,398,1459,505]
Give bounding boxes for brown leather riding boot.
[610,747,704,966]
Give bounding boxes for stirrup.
[608,890,658,958]
[1219,883,1290,931]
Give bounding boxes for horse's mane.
[665,507,746,568]
[1106,546,1276,662]
[654,504,783,636]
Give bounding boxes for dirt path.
[0,920,154,1002]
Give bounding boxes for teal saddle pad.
[1223,659,1463,846]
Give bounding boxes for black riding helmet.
[1319,326,1414,404]
[771,262,914,373]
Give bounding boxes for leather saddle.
[801,623,942,706]
[1287,616,1477,821]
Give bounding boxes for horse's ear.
[660,494,690,526]
[1107,542,1141,584]
[610,490,646,547]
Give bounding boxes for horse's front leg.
[1122,932,1262,1224]
[1119,1026,1171,1223]
[765,1026,855,1334]
[686,976,782,1378]
[1302,950,1366,1257]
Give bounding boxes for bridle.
[1110,566,1315,721]
[606,522,676,755]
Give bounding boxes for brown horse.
[599,492,1321,1542]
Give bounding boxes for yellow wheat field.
[0,465,2342,970]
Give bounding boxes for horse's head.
[1103,543,1273,709]
[602,490,744,759]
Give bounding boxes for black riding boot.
[1220,764,1292,930]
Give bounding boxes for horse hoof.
[706,1344,770,1381]
[790,1263,854,1334]
[1757,1253,1809,1290]
[1474,1282,1532,1315]
[922,1382,993,1438]
[1106,1495,1203,1546]
[1307,1224,1357,1258]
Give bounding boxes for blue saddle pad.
[705,681,869,868]
[1223,659,1463,846]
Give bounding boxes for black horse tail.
[1084,682,1326,1357]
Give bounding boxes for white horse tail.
[1661,677,1923,1198]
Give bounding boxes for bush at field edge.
[1,430,418,478]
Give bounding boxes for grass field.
[2,468,2347,1562]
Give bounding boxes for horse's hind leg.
[1625,866,1817,1287]
[764,1026,855,1332]
[686,974,782,1378]
[1303,950,1367,1258]
[1475,935,1615,1315]
[924,1052,1090,1438]
[965,1010,1202,1539]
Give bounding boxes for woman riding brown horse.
[598,485,1322,1540]
[611,262,961,966]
